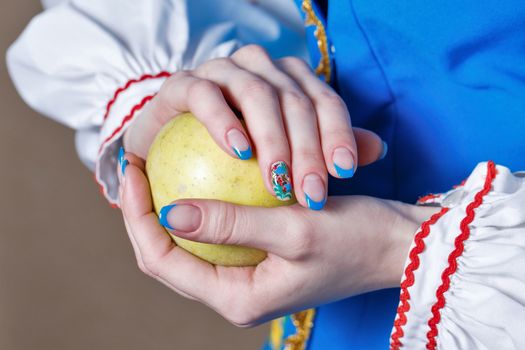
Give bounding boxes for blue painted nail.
[379,141,388,160]
[305,193,326,211]
[233,146,252,160]
[118,146,125,165]
[159,204,176,230]
[334,163,355,178]
[121,159,129,175]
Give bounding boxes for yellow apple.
[146,113,295,266]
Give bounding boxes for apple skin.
[146,113,295,266]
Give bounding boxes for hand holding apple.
[118,151,438,326]
[124,45,387,210]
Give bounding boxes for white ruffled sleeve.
[6,0,306,206]
[390,161,525,350]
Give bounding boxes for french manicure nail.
[379,141,388,160]
[118,146,125,165]
[121,159,129,175]
[227,129,252,160]
[159,204,202,232]
[271,161,293,201]
[303,173,326,210]
[333,147,355,178]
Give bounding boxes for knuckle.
[203,201,240,245]
[241,79,275,100]
[196,57,234,76]
[188,79,218,99]
[158,77,176,98]
[281,89,313,112]
[279,56,310,71]
[294,147,324,164]
[234,44,270,61]
[258,133,288,149]
[170,70,190,80]
[161,71,187,92]
[318,88,347,110]
[324,127,353,142]
[286,217,316,259]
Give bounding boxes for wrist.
[377,200,441,289]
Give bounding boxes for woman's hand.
[118,152,437,327]
[123,45,385,210]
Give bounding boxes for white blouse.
[7,2,525,349]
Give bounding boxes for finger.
[117,147,145,188]
[194,54,293,202]
[120,160,220,301]
[232,48,327,210]
[353,128,388,165]
[129,71,253,161]
[277,57,359,180]
[157,198,311,260]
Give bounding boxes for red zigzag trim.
[417,193,441,205]
[103,71,171,121]
[425,161,497,350]
[390,207,449,350]
[98,94,156,154]
[95,71,172,206]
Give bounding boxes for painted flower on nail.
[271,161,293,201]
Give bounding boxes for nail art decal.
[334,163,355,179]
[233,146,253,160]
[305,193,326,211]
[271,161,293,201]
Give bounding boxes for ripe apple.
[146,113,295,266]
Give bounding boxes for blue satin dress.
[265,0,525,349]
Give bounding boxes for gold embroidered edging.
[284,309,316,350]
[301,0,331,83]
[270,317,285,349]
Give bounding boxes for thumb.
[352,127,388,166]
[157,199,304,258]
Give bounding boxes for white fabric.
[41,0,66,9]
[7,0,306,205]
[393,162,525,349]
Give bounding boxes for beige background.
[0,1,267,349]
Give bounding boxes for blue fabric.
[268,0,525,349]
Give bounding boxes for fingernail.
[118,146,125,165]
[333,147,355,178]
[121,159,129,175]
[379,141,388,160]
[303,173,326,210]
[271,161,293,201]
[159,204,202,232]
[227,129,252,160]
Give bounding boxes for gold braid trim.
[284,309,316,350]
[301,0,331,83]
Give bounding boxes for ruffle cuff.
[391,161,525,350]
